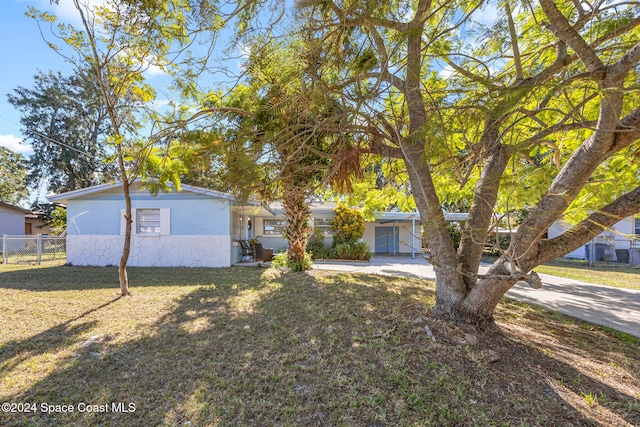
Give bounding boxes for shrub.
[271,251,313,271]
[448,223,461,250]
[332,241,371,261]
[484,233,512,255]
[331,205,365,246]
[309,246,332,260]
[307,227,327,256]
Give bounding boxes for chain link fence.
[2,235,66,264]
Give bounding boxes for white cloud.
[144,63,166,77]
[33,0,108,26]
[475,2,499,27]
[235,42,252,70]
[0,134,32,156]
[438,65,456,79]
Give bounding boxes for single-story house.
[548,216,640,263]
[48,181,469,267]
[48,181,273,267]
[25,212,53,235]
[0,201,31,236]
[257,203,468,257]
[258,202,428,255]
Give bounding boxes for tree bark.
[282,180,312,268]
[457,122,509,291]
[118,157,132,296]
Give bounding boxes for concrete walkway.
[313,255,640,338]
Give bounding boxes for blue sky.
[0,0,85,156]
[0,0,247,159]
[0,0,500,157]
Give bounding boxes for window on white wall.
[232,212,243,241]
[137,209,161,233]
[263,219,286,235]
[313,217,334,236]
[121,208,170,236]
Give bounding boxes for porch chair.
[238,240,255,262]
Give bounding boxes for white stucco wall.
[67,235,231,267]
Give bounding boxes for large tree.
[7,68,114,193]
[44,0,639,327]
[183,37,355,270]
[33,0,194,295]
[246,40,355,269]
[0,146,29,205]
[295,0,640,327]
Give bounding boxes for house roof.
[48,181,236,203]
[268,201,339,213]
[0,201,32,214]
[374,211,469,222]
[268,201,469,222]
[231,204,275,217]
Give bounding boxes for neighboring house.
[48,181,470,267]
[0,201,31,236]
[548,216,640,263]
[25,212,52,235]
[48,182,268,267]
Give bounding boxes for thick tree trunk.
[282,181,312,268]
[403,149,467,316]
[458,122,509,290]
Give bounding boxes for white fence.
[2,235,66,264]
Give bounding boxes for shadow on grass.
[0,297,121,375]
[0,265,257,292]
[1,269,638,426]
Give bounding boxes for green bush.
[484,233,512,255]
[309,246,332,260]
[307,227,327,256]
[332,241,371,261]
[271,251,313,271]
[448,223,461,250]
[331,205,365,246]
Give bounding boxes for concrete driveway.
[313,255,640,338]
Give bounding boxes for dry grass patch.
[0,262,638,426]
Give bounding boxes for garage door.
[374,226,399,254]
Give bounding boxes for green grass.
[1,261,639,426]
[534,258,640,290]
[482,255,640,290]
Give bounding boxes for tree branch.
[539,0,605,76]
[531,185,640,268]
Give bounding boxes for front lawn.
[1,262,638,426]
[534,258,640,291]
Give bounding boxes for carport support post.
[393,221,397,255]
[411,218,416,259]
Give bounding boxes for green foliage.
[448,223,462,251]
[47,207,67,236]
[7,68,114,193]
[307,232,371,261]
[332,241,372,261]
[307,227,328,256]
[484,233,512,256]
[331,205,365,245]
[0,147,29,205]
[271,251,313,272]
